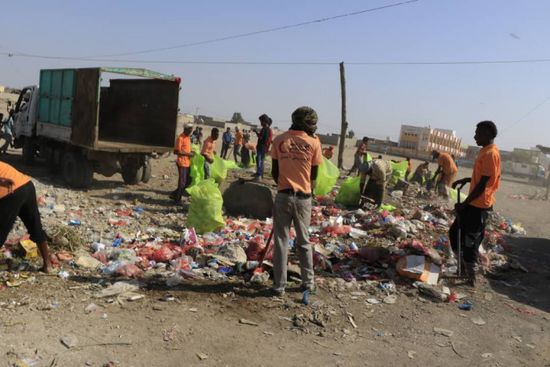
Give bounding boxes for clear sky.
[1,0,550,151]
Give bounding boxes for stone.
[433,327,454,337]
[222,181,273,220]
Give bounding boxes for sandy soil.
[0,143,549,367]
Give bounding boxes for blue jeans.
[256,147,265,177]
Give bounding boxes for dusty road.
[0,145,549,367]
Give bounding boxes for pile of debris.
[0,177,527,299]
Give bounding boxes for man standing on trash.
[171,123,195,202]
[349,137,369,175]
[233,127,243,163]
[450,121,501,285]
[0,161,51,272]
[359,158,391,207]
[220,127,233,160]
[254,114,272,181]
[270,106,323,296]
[201,128,219,179]
[432,150,458,198]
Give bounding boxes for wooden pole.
[338,62,348,169]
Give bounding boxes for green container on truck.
[12,67,181,188]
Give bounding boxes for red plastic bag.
[152,245,175,263]
[92,251,108,264]
[246,236,266,261]
[137,247,155,260]
[171,256,191,271]
[323,225,352,236]
[116,263,144,278]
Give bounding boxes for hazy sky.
[1,0,550,150]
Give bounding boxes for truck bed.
[95,139,172,153]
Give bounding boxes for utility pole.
[338,62,348,169]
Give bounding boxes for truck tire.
[122,165,144,185]
[62,151,80,187]
[141,161,152,183]
[62,151,93,188]
[22,139,35,165]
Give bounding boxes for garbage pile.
[0,177,527,298]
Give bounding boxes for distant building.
[317,133,356,149]
[399,124,463,157]
[0,85,5,93]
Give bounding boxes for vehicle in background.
[12,67,180,188]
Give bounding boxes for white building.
[399,124,463,157]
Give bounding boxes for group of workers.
[0,99,501,293]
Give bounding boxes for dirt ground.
[0,144,549,367]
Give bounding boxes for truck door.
[13,86,38,140]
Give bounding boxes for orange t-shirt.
[234,131,244,146]
[437,152,458,175]
[270,130,323,194]
[0,161,31,199]
[470,144,501,209]
[175,133,192,168]
[201,137,216,160]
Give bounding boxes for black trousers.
[221,142,230,159]
[449,205,489,264]
[0,181,47,245]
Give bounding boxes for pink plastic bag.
[152,245,175,263]
[246,236,266,261]
[116,263,144,278]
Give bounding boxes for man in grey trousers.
[270,106,323,296]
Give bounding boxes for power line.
[79,0,419,58]
[502,94,550,132]
[3,52,550,66]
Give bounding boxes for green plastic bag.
[314,157,340,196]
[448,188,467,204]
[223,159,240,170]
[389,161,408,185]
[189,145,205,187]
[186,179,225,234]
[210,155,228,184]
[335,176,361,207]
[363,153,373,163]
[378,203,396,212]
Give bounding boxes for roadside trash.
[396,255,440,285]
[458,301,473,311]
[68,219,81,226]
[314,158,340,196]
[186,179,225,234]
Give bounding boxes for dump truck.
[12,67,180,188]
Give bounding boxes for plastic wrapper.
[115,263,144,278]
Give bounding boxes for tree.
[230,112,244,124]
[348,130,355,139]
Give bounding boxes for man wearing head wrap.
[359,158,391,207]
[253,114,273,180]
[270,106,323,296]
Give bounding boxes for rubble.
[0,174,527,316]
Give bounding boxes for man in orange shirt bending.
[270,106,323,296]
[171,123,195,203]
[432,150,458,198]
[450,121,501,285]
[0,161,51,272]
[201,128,219,179]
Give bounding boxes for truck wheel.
[62,151,80,187]
[78,155,94,189]
[141,161,152,183]
[122,165,144,185]
[22,139,35,165]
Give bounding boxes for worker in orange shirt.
[201,128,219,179]
[270,106,323,296]
[432,150,458,198]
[322,145,334,160]
[233,127,244,163]
[451,121,501,285]
[0,161,51,272]
[171,123,195,203]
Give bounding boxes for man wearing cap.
[171,123,195,202]
[270,106,323,296]
[0,161,51,272]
